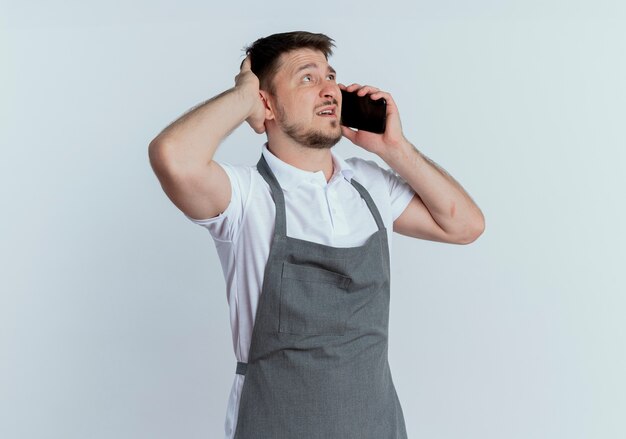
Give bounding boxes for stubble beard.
[276,102,342,150]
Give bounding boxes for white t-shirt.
[185,142,415,439]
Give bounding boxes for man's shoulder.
[213,159,255,170]
[344,156,386,181]
[211,160,257,202]
[213,160,257,179]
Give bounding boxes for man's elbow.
[459,217,485,245]
[148,138,177,177]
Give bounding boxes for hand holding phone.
[340,89,387,134]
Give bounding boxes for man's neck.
[267,142,335,183]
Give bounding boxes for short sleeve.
[379,165,415,221]
[184,161,251,242]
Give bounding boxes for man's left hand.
[338,83,408,158]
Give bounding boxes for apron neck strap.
[256,154,386,237]
[257,154,288,238]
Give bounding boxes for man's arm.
[339,83,485,245]
[148,56,265,220]
[383,142,485,244]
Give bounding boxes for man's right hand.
[149,54,268,221]
[235,55,267,134]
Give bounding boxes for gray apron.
[233,154,408,439]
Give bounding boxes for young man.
[149,31,484,439]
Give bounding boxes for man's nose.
[320,83,339,100]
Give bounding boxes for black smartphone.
[340,89,387,134]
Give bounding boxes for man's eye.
[303,75,312,82]
[327,74,336,80]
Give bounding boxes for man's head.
[243,31,335,95]
[243,31,342,150]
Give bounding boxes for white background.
[1,1,625,438]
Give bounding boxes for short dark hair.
[243,31,335,95]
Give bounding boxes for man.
[149,31,484,439]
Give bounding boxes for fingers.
[358,86,380,97]
[344,83,383,99]
[368,90,391,102]
[236,55,255,84]
[341,125,358,143]
[344,83,362,93]
[240,55,251,71]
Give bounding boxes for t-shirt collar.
[261,142,354,191]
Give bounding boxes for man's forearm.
[149,86,254,173]
[381,140,485,237]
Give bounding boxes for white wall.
[1,1,625,438]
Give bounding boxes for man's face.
[267,48,342,149]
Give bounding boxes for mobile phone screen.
[340,89,387,134]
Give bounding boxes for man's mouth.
[316,106,337,117]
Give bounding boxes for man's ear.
[259,90,276,121]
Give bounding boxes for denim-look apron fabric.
[233,154,408,439]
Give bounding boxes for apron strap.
[236,361,248,376]
[257,153,386,234]
[348,178,386,231]
[257,154,288,238]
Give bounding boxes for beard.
[276,102,342,150]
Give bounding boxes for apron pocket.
[279,261,352,336]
